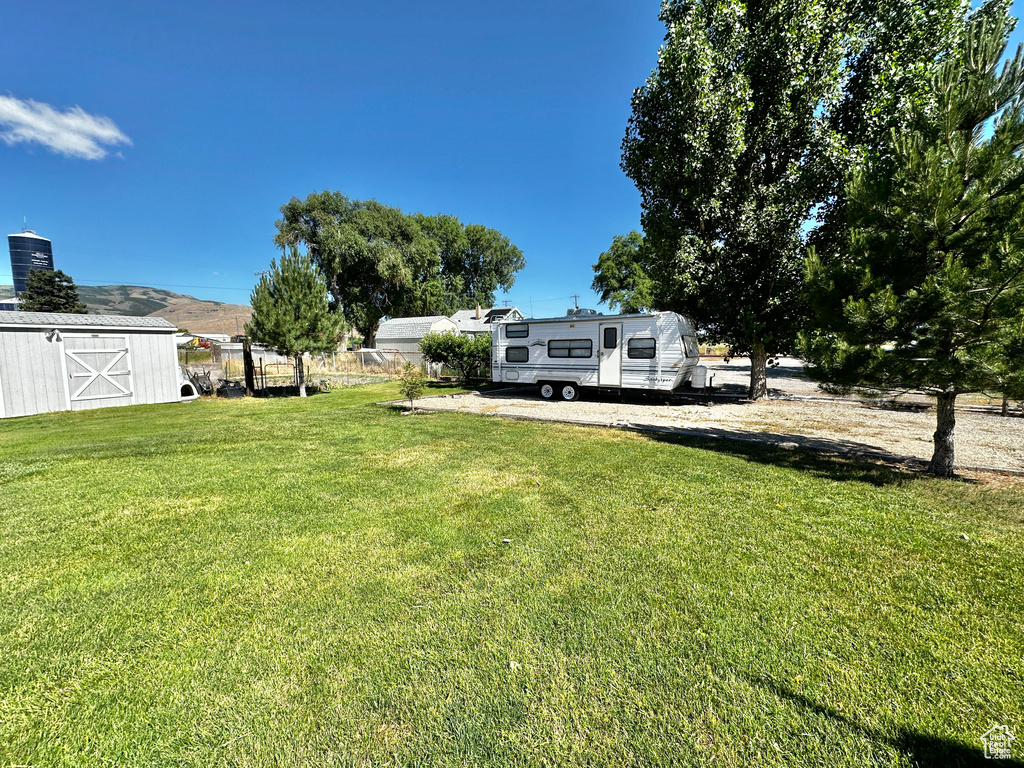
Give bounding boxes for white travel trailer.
[492,311,700,400]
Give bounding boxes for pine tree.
[246,248,346,397]
[804,2,1024,476]
[19,269,88,314]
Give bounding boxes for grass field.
[1,383,1022,767]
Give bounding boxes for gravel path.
[414,387,1024,474]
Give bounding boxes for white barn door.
[62,334,135,409]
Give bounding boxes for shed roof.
[0,311,176,331]
[376,315,457,339]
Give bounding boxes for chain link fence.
[179,343,413,393]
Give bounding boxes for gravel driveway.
[413,361,1024,474]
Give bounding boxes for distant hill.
[0,284,252,337]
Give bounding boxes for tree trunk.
[1002,395,1009,417]
[749,344,768,400]
[296,354,307,397]
[929,388,957,477]
[361,320,380,349]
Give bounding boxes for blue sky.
[3,1,1023,318]
[1,1,664,317]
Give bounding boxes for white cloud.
[0,95,131,160]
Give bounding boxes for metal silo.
[8,230,55,295]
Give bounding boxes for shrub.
[398,363,426,412]
[419,332,490,381]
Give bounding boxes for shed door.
[63,334,135,407]
[598,323,622,387]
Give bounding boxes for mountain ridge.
[0,284,252,336]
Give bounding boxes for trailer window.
[603,327,617,349]
[505,324,529,338]
[548,339,592,358]
[684,335,699,357]
[627,338,656,359]
[505,346,529,362]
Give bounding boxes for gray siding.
[0,328,67,417]
[128,332,179,406]
[0,324,180,419]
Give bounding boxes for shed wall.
[128,331,179,405]
[0,327,180,419]
[0,328,66,417]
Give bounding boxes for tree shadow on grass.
[640,426,924,487]
[437,389,953,485]
[463,389,929,485]
[745,674,1022,767]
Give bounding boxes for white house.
[374,315,459,364]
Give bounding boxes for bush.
[398,363,426,411]
[419,332,491,381]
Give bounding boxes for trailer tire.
[539,383,555,400]
[560,383,579,402]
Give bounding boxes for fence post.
[243,340,256,396]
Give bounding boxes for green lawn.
[1,383,1021,767]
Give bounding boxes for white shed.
[0,311,183,419]
[375,315,459,364]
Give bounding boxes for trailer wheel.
[539,383,555,400]
[560,384,579,402]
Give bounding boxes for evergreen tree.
[246,247,346,397]
[19,269,87,314]
[803,2,1024,476]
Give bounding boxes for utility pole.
[571,294,579,310]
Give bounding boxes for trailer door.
[598,323,622,387]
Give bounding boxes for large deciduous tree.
[591,231,656,314]
[20,269,87,314]
[803,3,1024,476]
[612,0,849,399]
[415,214,525,315]
[275,192,434,348]
[246,247,346,397]
[809,0,972,261]
[274,193,525,347]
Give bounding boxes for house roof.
[376,315,457,339]
[0,311,176,331]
